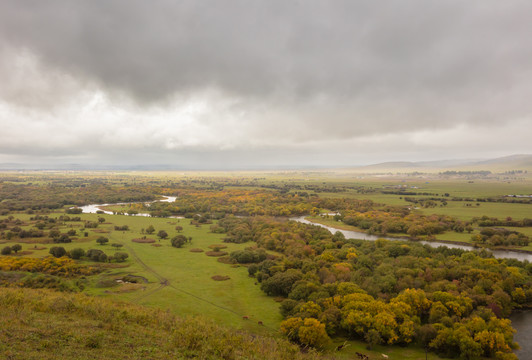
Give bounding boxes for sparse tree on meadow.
[49,246,67,258]
[145,225,155,234]
[171,235,187,248]
[96,236,109,245]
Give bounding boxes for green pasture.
[0,212,282,335]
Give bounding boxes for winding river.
[79,196,177,216]
[80,199,531,358]
[292,216,532,262]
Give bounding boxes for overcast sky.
[0,1,531,169]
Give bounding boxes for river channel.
[80,199,531,358]
[292,216,532,262]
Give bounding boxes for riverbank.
[305,215,532,255]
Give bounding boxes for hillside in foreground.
[0,287,326,360]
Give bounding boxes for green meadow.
[0,211,283,335]
[0,209,448,359]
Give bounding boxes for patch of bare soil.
[208,244,227,249]
[205,251,228,257]
[132,238,156,243]
[211,275,230,281]
[12,251,33,256]
[189,248,204,253]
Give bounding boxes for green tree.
[1,246,12,255]
[49,246,67,258]
[171,235,187,248]
[145,225,155,234]
[96,236,109,245]
[11,244,22,253]
[69,248,85,260]
[86,249,105,261]
[157,230,168,239]
[261,269,303,297]
[113,252,129,262]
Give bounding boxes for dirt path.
[118,241,168,303]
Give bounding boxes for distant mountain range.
[347,154,532,173]
[0,154,531,172]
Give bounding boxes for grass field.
[0,209,449,359]
[0,212,283,335]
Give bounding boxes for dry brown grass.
[211,275,230,281]
[208,244,227,249]
[12,251,33,256]
[205,251,228,257]
[132,238,156,243]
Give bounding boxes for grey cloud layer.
[0,1,531,167]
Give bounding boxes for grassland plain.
[2,172,529,359]
[0,210,448,360]
[0,211,283,334]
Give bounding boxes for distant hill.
[472,154,532,168]
[344,154,532,173]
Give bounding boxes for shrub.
[53,234,71,243]
[171,235,187,248]
[145,225,155,234]
[49,247,67,258]
[66,208,83,214]
[230,249,267,264]
[86,249,106,262]
[69,248,86,260]
[113,252,129,262]
[96,237,109,245]
[1,246,12,255]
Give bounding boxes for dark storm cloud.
[1,1,531,100]
[0,0,531,167]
